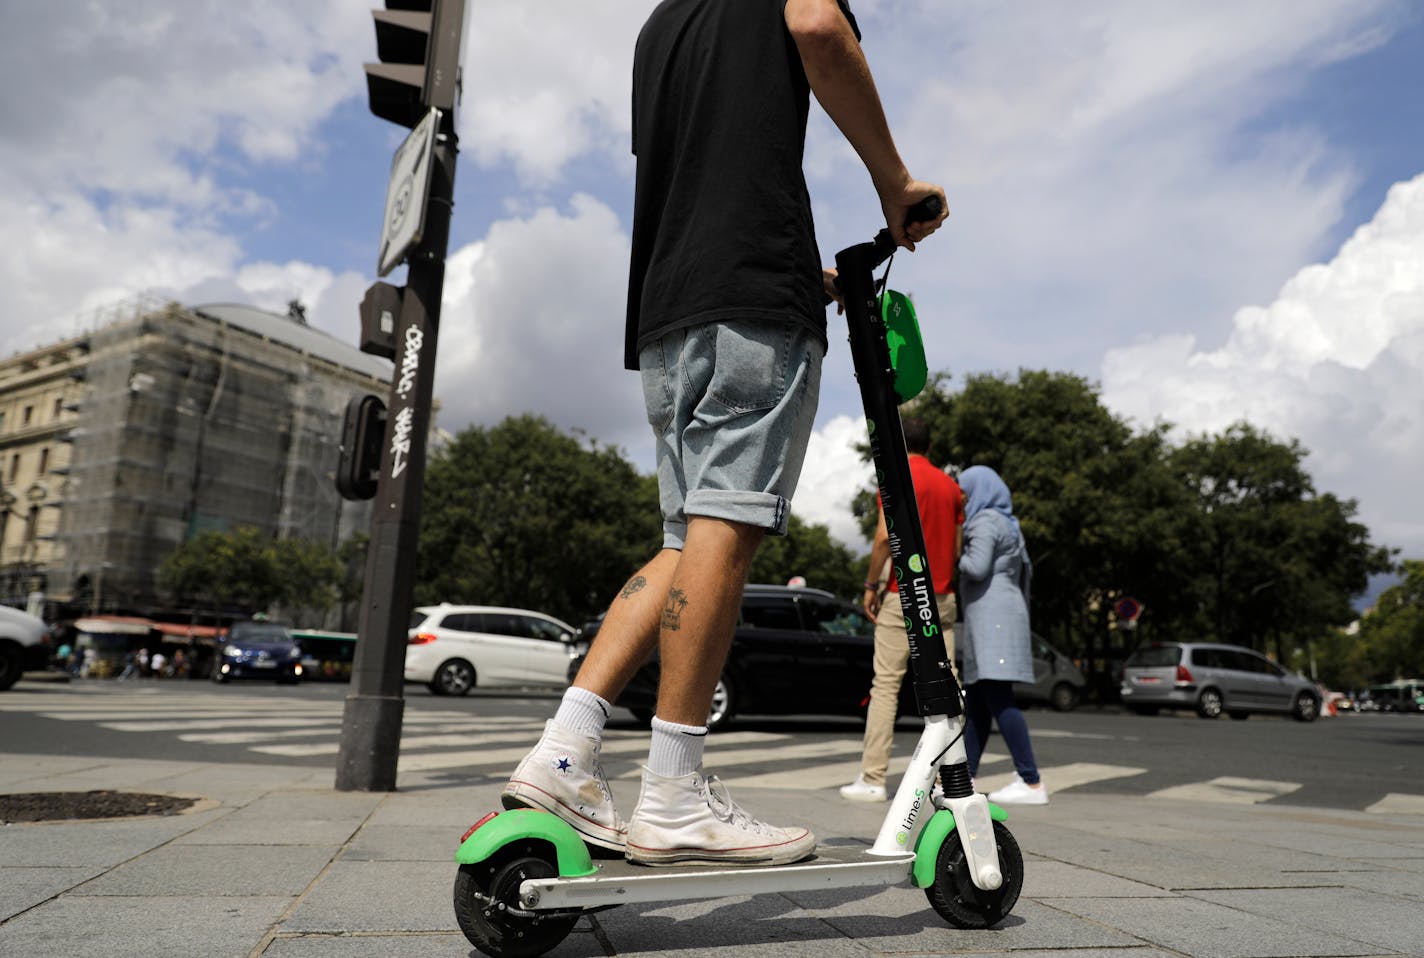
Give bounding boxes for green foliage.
[864,370,1393,687]
[1354,560,1424,682]
[415,415,665,624]
[157,526,345,623]
[748,513,861,597]
[1167,424,1393,660]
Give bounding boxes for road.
[3,677,1423,815]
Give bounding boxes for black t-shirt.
[625,0,860,370]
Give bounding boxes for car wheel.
[1228,710,1250,721]
[1292,692,1320,723]
[0,643,23,691]
[1049,682,1079,712]
[706,674,736,733]
[430,660,476,697]
[1196,688,1223,719]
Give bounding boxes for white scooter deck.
[520,842,917,911]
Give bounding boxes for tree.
[1168,424,1393,660]
[157,526,345,624]
[416,415,664,625]
[857,371,1392,697]
[1354,560,1424,682]
[749,513,861,597]
[903,370,1186,686]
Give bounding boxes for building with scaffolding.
[0,296,390,617]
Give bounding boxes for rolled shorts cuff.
[686,489,789,537]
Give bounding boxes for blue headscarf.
[958,465,1021,540]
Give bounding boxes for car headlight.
[223,644,241,657]
[287,647,302,659]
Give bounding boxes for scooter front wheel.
[454,843,579,958]
[924,819,1023,929]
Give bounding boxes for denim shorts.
[640,320,824,549]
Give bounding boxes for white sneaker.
[625,768,817,866]
[501,720,626,851]
[839,775,887,803]
[987,775,1048,806]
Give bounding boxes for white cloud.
[459,2,645,185]
[1101,173,1424,555]
[431,195,647,453]
[793,415,876,551]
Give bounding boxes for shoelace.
[704,775,766,835]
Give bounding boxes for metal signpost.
[335,0,466,793]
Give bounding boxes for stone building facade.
[0,297,390,615]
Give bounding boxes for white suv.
[0,604,50,691]
[405,604,580,696]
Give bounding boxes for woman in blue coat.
[957,465,1046,805]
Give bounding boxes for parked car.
[1016,634,1088,712]
[0,604,50,691]
[213,620,303,684]
[1119,641,1319,721]
[574,584,1085,731]
[405,604,581,696]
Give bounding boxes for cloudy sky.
[3,1,1422,565]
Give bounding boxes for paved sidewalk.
[2,750,1422,958]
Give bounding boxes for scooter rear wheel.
[454,843,578,958]
[924,819,1023,928]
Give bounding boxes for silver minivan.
[1120,642,1319,722]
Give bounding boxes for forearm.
[788,5,908,195]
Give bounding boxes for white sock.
[553,686,611,738]
[648,715,707,778]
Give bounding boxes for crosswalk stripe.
[17,690,1424,816]
[1147,776,1300,804]
[101,718,344,732]
[397,730,788,773]
[976,761,1146,795]
[253,729,540,757]
[1364,793,1424,815]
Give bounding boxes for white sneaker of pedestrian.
[626,768,817,866]
[501,719,625,851]
[987,775,1048,806]
[839,774,887,803]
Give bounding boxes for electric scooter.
[451,198,1025,957]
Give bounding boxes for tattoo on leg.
[661,588,689,632]
[620,575,647,600]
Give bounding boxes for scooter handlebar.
[871,195,944,262]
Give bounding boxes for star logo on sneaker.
[552,755,576,774]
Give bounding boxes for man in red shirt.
[841,417,963,802]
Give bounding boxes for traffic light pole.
[335,118,458,792]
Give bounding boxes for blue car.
[213,621,303,684]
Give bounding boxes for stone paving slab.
[259,932,486,958]
[1039,895,1381,958]
[1190,885,1424,955]
[80,843,338,897]
[0,893,293,958]
[281,860,456,934]
[4,752,1423,958]
[0,864,105,921]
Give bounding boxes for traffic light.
[336,395,387,500]
[359,282,403,359]
[364,0,465,128]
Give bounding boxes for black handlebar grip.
[906,195,943,227]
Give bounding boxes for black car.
[573,584,1087,730]
[577,585,879,731]
[213,620,303,684]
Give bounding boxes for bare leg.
[654,517,765,726]
[573,548,680,702]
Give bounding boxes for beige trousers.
[858,589,957,786]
